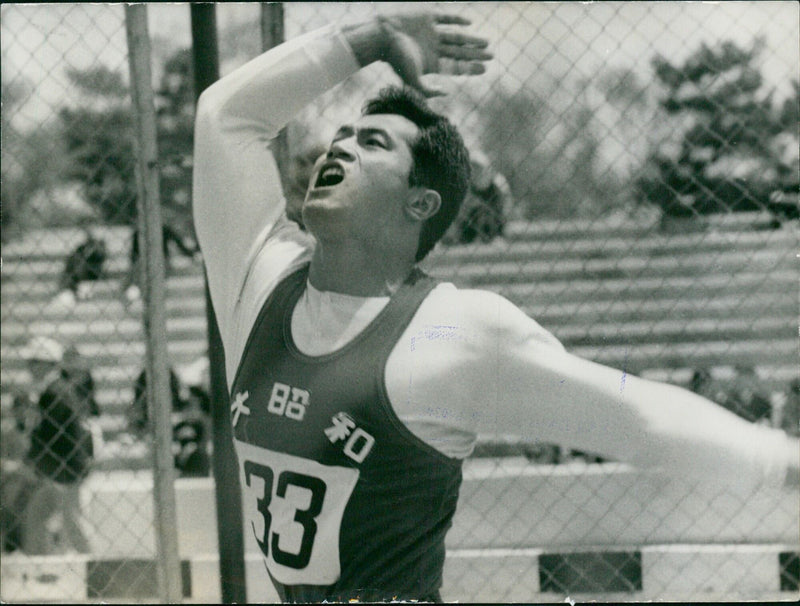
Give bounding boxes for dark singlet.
[229,264,463,602]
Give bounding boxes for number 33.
[244,460,327,570]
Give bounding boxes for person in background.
[2,393,37,464]
[122,224,199,304]
[61,345,100,417]
[0,393,40,552]
[129,364,211,476]
[19,336,92,554]
[128,366,183,437]
[445,151,512,244]
[781,378,800,437]
[172,385,212,478]
[724,365,773,424]
[52,231,108,308]
[61,344,104,457]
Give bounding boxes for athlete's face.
[302,114,420,243]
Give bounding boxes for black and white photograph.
[1,2,798,603]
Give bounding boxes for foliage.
[2,71,31,240]
[65,65,128,99]
[60,104,137,224]
[57,50,197,230]
[153,47,196,237]
[636,37,798,217]
[58,65,137,225]
[1,67,73,240]
[465,79,627,220]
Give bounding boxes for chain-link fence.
[2,4,200,602]
[1,2,798,603]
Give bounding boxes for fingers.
[439,32,489,49]
[438,43,493,62]
[438,57,488,76]
[396,63,444,98]
[439,29,491,61]
[436,25,492,70]
[434,14,472,26]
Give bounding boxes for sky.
[2,2,798,132]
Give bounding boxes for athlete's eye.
[366,137,386,148]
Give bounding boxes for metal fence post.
[260,2,289,179]
[190,4,247,604]
[124,5,183,603]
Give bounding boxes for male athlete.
[193,12,799,603]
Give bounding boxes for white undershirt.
[290,275,477,459]
[291,281,389,357]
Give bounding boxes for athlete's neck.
[307,243,415,297]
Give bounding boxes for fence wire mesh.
[2,3,203,602]
[1,2,798,603]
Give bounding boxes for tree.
[1,72,32,240]
[636,37,795,218]
[465,79,621,220]
[58,52,199,232]
[2,61,72,240]
[153,48,197,240]
[59,65,137,225]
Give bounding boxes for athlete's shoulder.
[418,282,565,351]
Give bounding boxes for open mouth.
[314,163,345,188]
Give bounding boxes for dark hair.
[362,86,470,262]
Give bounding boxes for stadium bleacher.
[1,212,796,470]
[1,212,797,602]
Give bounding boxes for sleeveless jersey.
[229,264,464,602]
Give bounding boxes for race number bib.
[235,440,359,585]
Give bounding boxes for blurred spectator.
[61,345,104,457]
[52,231,107,308]
[61,345,100,418]
[692,366,772,424]
[724,365,772,424]
[122,224,199,303]
[2,393,37,463]
[128,366,183,436]
[173,386,211,477]
[18,336,92,554]
[130,365,212,476]
[0,465,39,553]
[1,393,40,552]
[444,152,512,244]
[689,367,728,404]
[690,367,713,396]
[176,354,210,392]
[781,378,800,437]
[172,418,210,477]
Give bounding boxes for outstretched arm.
[398,289,798,491]
[486,298,800,491]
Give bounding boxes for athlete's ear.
[406,189,441,222]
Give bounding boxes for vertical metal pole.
[124,5,183,603]
[190,4,247,604]
[260,2,288,177]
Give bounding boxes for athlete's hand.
[345,12,492,97]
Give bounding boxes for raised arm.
[192,26,360,334]
[192,12,491,344]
